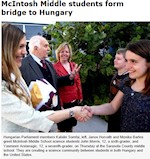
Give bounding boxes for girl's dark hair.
[126,39,150,95]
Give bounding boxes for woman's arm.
[47,106,91,123]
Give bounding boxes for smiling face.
[59,45,70,62]
[125,50,148,81]
[15,36,27,67]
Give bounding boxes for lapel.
[69,62,75,71]
[28,55,43,78]
[56,61,74,75]
[45,60,57,88]
[59,62,68,75]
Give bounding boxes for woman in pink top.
[54,42,83,132]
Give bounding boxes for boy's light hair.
[116,48,126,58]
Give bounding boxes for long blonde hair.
[2,23,31,104]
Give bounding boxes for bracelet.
[69,109,74,118]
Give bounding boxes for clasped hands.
[73,106,92,122]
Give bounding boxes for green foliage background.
[44,22,150,119]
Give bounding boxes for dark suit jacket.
[20,55,74,111]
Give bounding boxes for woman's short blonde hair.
[55,42,72,61]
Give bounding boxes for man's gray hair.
[28,35,44,52]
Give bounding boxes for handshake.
[71,106,93,122]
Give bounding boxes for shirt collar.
[30,53,42,67]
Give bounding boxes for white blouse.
[2,75,54,133]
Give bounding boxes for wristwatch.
[69,110,74,118]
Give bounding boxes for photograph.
[2,22,150,133]
[1,0,150,158]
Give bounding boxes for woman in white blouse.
[2,23,91,133]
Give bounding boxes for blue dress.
[119,83,150,132]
